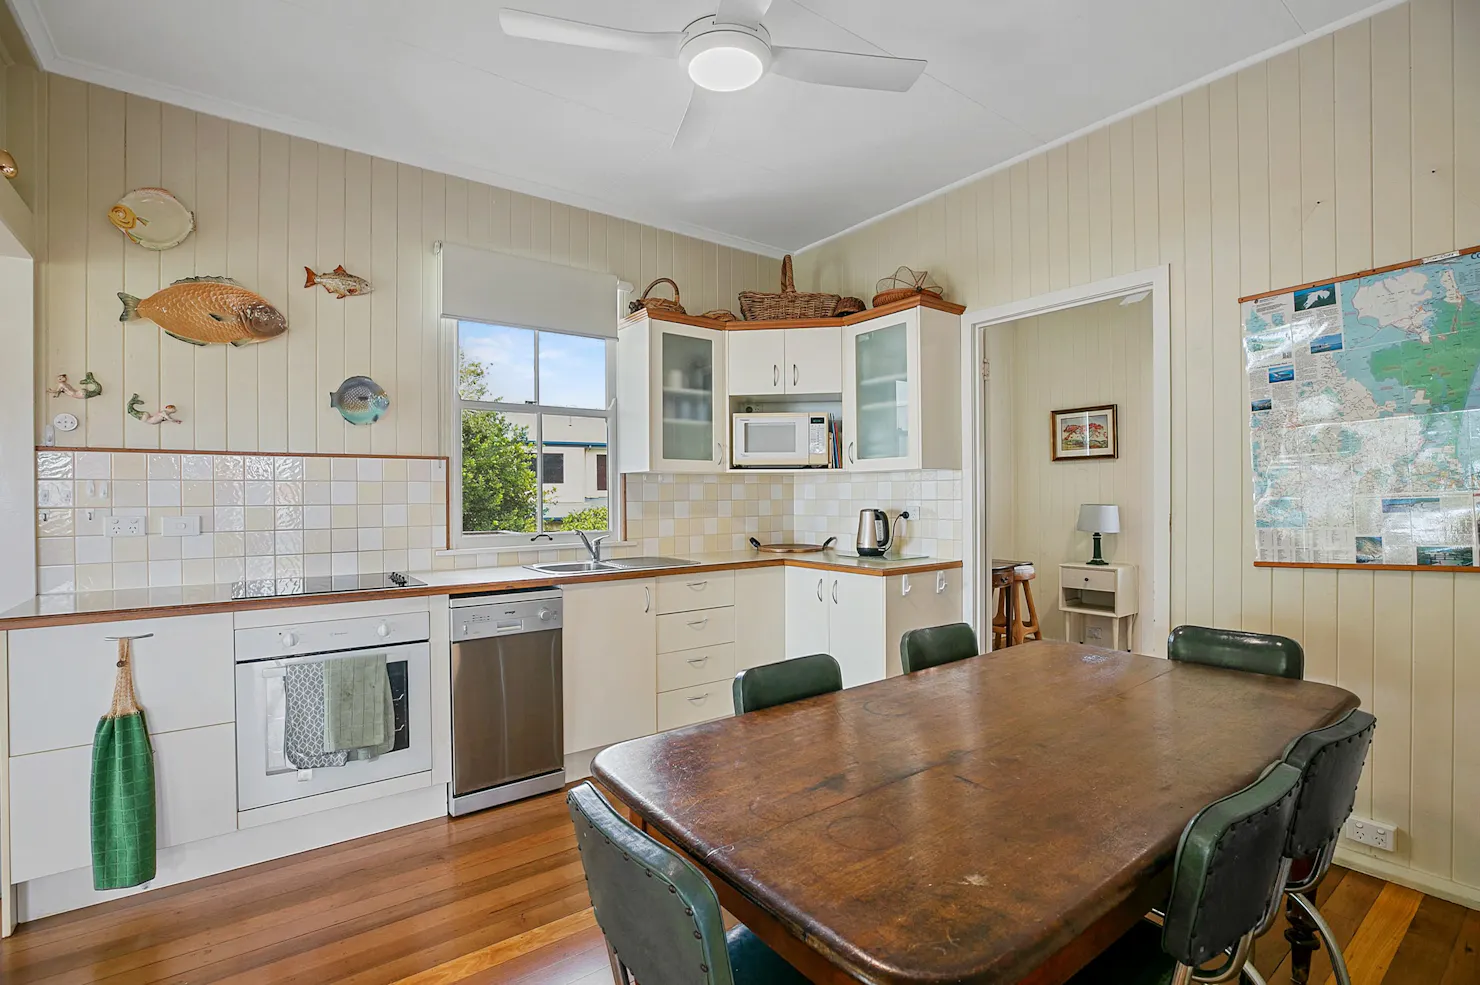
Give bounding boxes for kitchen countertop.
[0,551,962,630]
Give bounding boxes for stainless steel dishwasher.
[449,588,564,816]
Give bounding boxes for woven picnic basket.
[738,255,840,320]
[627,277,686,316]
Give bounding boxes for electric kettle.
[856,509,891,557]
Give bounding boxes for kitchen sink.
[524,561,617,575]
[602,556,694,570]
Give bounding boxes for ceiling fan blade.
[672,86,721,150]
[771,46,927,91]
[498,9,684,58]
[714,0,774,29]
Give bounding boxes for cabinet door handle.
[686,655,709,666]
[792,364,799,386]
[687,617,709,629]
[847,441,856,463]
[832,580,839,604]
[686,580,708,590]
[773,364,780,387]
[644,586,651,613]
[816,578,824,601]
[716,442,723,465]
[687,693,709,705]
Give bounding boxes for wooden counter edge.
[0,557,963,630]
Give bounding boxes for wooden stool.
[990,569,1014,649]
[1010,565,1042,645]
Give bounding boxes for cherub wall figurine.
[48,372,103,399]
[126,393,182,425]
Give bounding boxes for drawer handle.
[688,693,709,705]
[686,581,708,589]
[687,617,709,629]
[686,655,709,666]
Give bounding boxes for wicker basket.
[628,277,686,316]
[700,309,738,323]
[834,296,866,317]
[739,255,840,320]
[872,266,943,308]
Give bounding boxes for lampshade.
[1077,503,1120,534]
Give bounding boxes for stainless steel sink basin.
[602,556,694,570]
[524,561,617,575]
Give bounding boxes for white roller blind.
[440,242,619,339]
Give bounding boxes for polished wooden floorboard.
[1,790,1474,984]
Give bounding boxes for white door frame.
[958,266,1171,655]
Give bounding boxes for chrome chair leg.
[1288,892,1352,985]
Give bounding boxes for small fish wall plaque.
[119,276,286,347]
[127,394,182,426]
[109,188,195,250]
[305,265,372,299]
[48,372,102,399]
[329,376,390,426]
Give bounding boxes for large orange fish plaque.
[118,276,287,347]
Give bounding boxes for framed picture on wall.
[1051,404,1118,462]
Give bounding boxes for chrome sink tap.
[575,530,608,563]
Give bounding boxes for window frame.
[450,318,618,552]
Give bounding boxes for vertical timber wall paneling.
[34,77,783,456]
[795,0,1480,904]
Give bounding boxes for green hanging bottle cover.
[90,634,157,890]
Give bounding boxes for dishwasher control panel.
[450,589,563,642]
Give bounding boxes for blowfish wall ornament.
[127,394,182,425]
[305,265,372,299]
[329,376,389,426]
[119,277,287,347]
[48,372,103,399]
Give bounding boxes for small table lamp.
[1077,504,1120,566]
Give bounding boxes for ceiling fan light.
[681,29,771,91]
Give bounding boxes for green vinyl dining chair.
[1166,625,1305,680]
[732,653,843,714]
[1067,762,1303,985]
[899,622,980,673]
[567,782,810,985]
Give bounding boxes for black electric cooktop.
[230,572,427,600]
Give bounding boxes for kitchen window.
[453,319,615,548]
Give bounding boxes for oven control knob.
[280,632,298,648]
[538,607,554,622]
[376,622,390,638]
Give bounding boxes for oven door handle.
[250,641,428,670]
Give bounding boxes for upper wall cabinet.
[842,306,962,473]
[618,317,729,473]
[728,326,842,396]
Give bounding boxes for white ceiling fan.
[498,0,927,149]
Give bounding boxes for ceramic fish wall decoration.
[329,376,390,426]
[127,394,182,425]
[48,372,102,399]
[119,277,287,347]
[305,265,372,299]
[109,188,195,250]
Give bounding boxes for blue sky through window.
[459,321,605,409]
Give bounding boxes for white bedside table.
[1058,562,1139,651]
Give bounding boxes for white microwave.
[732,412,831,468]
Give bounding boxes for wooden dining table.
[592,640,1360,985]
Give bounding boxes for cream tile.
[357,505,383,527]
[306,457,332,481]
[74,451,110,479]
[358,528,383,551]
[356,551,385,573]
[303,528,332,554]
[409,481,431,504]
[382,503,408,526]
[245,531,274,556]
[331,552,358,576]
[304,553,332,577]
[382,459,408,482]
[113,562,149,590]
[180,534,213,560]
[74,479,111,508]
[305,481,331,505]
[331,528,358,552]
[274,457,304,480]
[274,482,303,505]
[214,506,245,531]
[148,480,182,507]
[214,532,245,557]
[304,505,331,529]
[214,557,245,583]
[148,454,181,479]
[245,555,274,580]
[407,548,432,570]
[245,481,273,506]
[213,455,244,480]
[38,565,75,593]
[148,560,182,587]
[331,458,357,481]
[275,531,304,555]
[38,538,74,566]
[275,555,304,578]
[382,481,407,504]
[112,453,147,480]
[37,451,73,479]
[356,458,383,481]
[383,549,409,571]
[38,509,74,537]
[357,482,383,504]
[182,480,214,507]
[215,480,245,505]
[75,508,108,536]
[408,459,432,482]
[111,537,148,563]
[331,505,358,528]
[275,505,303,530]
[76,563,114,591]
[148,536,181,560]
[245,456,274,480]
[246,506,274,531]
[382,525,408,550]
[331,481,357,505]
[181,454,214,480]
[37,480,73,508]
[181,558,216,586]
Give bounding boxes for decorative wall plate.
[109,187,195,250]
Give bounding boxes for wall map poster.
[1242,246,1480,569]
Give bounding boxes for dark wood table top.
[592,641,1360,985]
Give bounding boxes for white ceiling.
[10,0,1393,255]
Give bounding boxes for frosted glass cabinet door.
[657,327,725,471]
[844,318,916,471]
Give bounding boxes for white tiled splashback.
[35,451,448,593]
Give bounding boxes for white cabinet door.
[784,566,830,659]
[562,580,657,753]
[734,567,785,670]
[842,314,918,472]
[785,326,842,394]
[652,323,727,473]
[727,329,785,396]
[828,573,888,687]
[9,723,237,884]
[9,614,235,756]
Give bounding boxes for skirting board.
[15,783,447,923]
[1335,847,1480,910]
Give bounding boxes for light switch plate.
[106,516,145,538]
[161,515,202,537]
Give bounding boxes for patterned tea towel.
[284,662,348,769]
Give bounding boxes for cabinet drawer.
[1065,568,1117,593]
[656,571,735,613]
[657,681,735,731]
[658,643,736,692]
[9,614,235,756]
[657,606,735,653]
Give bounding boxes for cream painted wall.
[990,297,1152,644]
[797,0,1480,905]
[31,76,782,456]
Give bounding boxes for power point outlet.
[161,515,201,537]
[106,516,145,538]
[1344,816,1397,852]
[899,504,922,525]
